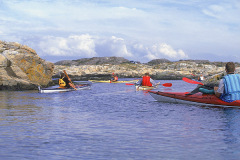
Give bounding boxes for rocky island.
[53,57,239,82]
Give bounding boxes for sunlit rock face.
[0,41,54,90]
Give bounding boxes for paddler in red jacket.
[137,72,156,87]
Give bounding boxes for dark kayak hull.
[149,91,240,107]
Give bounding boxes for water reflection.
[0,80,240,159]
[0,91,47,125]
[221,109,240,158]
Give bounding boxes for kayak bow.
[149,91,240,107]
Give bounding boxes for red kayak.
[149,91,240,107]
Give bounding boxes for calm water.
[0,79,240,160]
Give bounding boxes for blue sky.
[0,0,240,63]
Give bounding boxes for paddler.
[186,62,240,101]
[214,62,240,102]
[198,74,205,81]
[136,72,157,87]
[110,73,118,82]
[59,72,76,90]
[186,72,223,95]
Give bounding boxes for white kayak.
[135,85,158,90]
[38,85,91,93]
[135,82,161,90]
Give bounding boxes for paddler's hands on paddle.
[154,82,160,87]
[69,82,77,90]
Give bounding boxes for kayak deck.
[135,85,158,90]
[89,80,138,83]
[149,91,240,107]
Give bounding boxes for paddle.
[125,83,135,85]
[161,83,172,87]
[182,77,203,85]
[126,83,172,87]
[63,70,77,90]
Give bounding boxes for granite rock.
[0,41,54,90]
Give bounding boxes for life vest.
[142,76,152,87]
[59,78,66,87]
[221,74,240,102]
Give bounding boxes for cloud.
[95,36,133,57]
[37,34,97,57]
[27,34,185,62]
[29,34,133,59]
[154,43,188,59]
[202,2,240,23]
[1,0,240,63]
[133,43,188,61]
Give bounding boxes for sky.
[0,0,240,63]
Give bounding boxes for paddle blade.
[126,83,135,85]
[182,77,203,85]
[162,83,172,87]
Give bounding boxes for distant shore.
[53,61,237,81]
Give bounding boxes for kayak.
[89,80,138,83]
[38,85,91,93]
[149,91,240,107]
[135,82,161,90]
[135,85,158,90]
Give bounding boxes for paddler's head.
[60,72,65,78]
[225,62,235,74]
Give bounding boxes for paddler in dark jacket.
[186,73,222,95]
[59,72,76,89]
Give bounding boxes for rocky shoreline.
[1,41,239,90]
[53,62,233,81]
[53,57,240,82]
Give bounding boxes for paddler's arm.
[110,76,118,82]
[214,79,224,98]
[136,79,142,85]
[67,77,77,90]
[214,87,221,97]
[150,78,157,86]
[69,82,77,90]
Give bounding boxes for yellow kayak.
[89,80,138,83]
